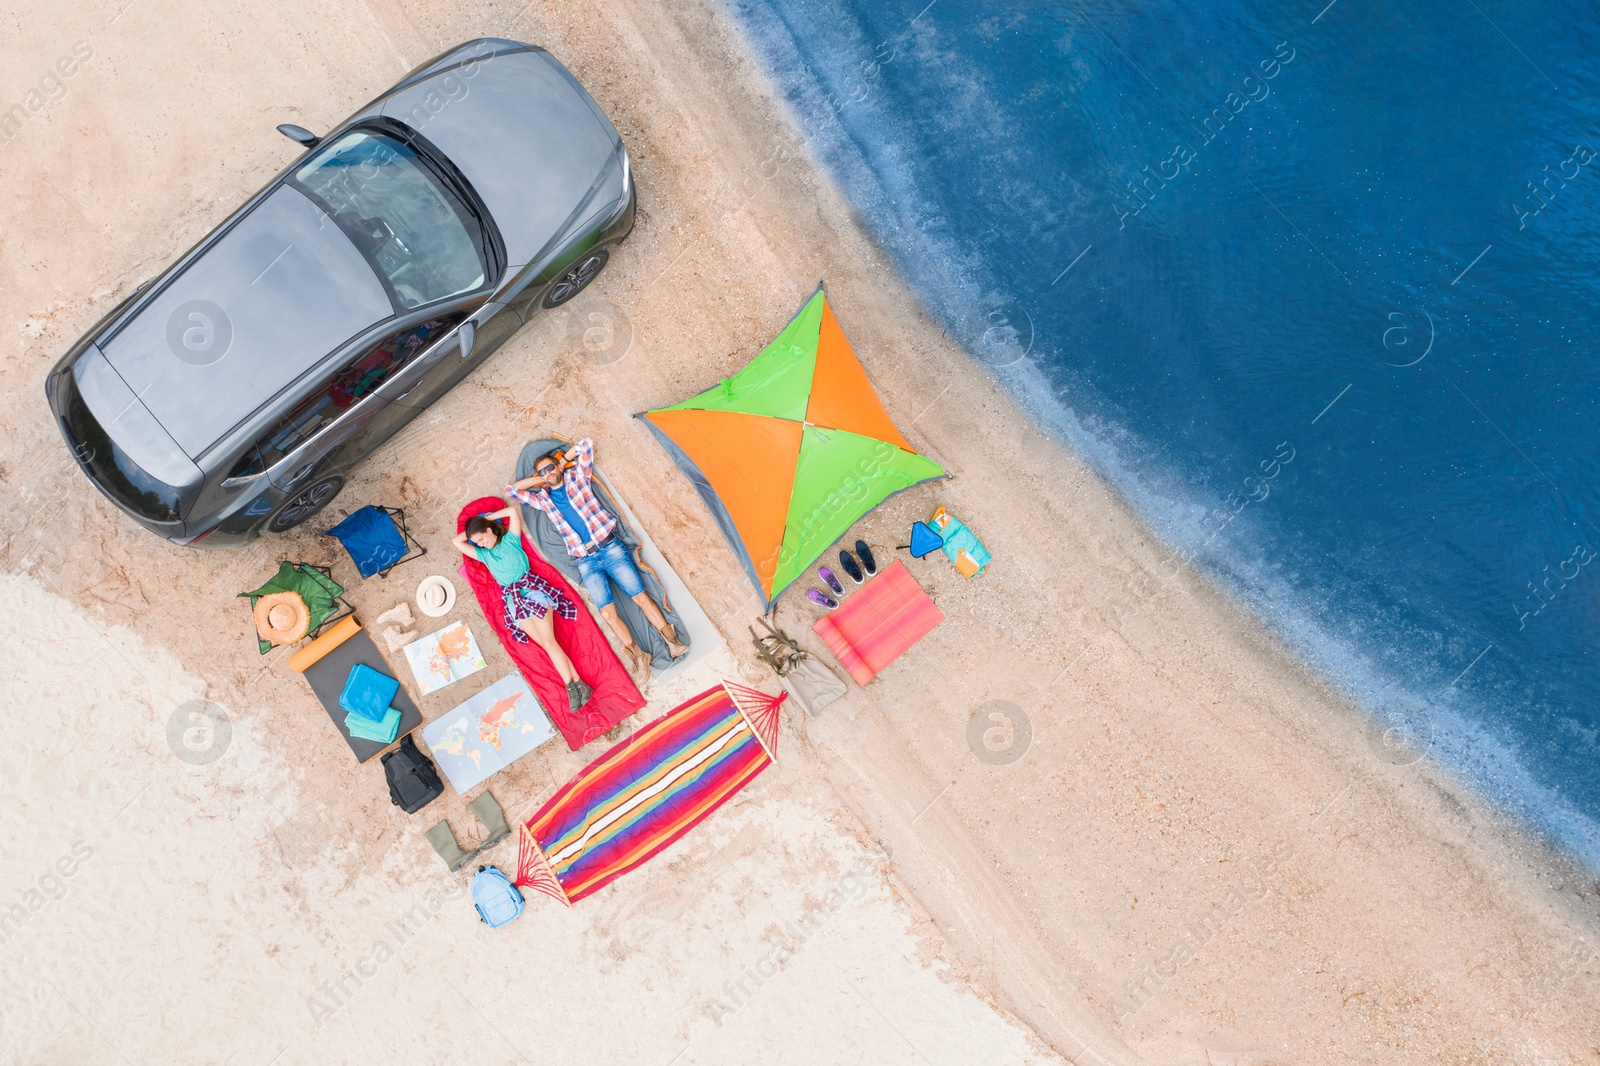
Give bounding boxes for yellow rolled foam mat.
[288,615,362,674]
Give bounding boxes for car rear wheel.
[267,474,345,533]
[542,248,609,308]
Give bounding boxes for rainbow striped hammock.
[514,680,784,906]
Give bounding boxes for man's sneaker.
[819,566,844,596]
[854,540,877,576]
[838,550,864,583]
[807,589,840,610]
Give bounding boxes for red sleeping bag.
[457,497,644,749]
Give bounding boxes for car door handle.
[279,461,317,488]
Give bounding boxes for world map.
[402,620,486,696]
[422,673,555,793]
[430,692,534,769]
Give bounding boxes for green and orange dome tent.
[639,285,946,609]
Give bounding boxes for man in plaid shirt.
[508,438,688,678]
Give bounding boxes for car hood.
[375,45,622,267]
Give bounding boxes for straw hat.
[254,591,311,645]
[415,575,457,618]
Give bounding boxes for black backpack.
[382,735,444,814]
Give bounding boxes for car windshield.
[293,130,486,309]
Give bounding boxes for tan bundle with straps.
[750,616,846,716]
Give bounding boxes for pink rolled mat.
[813,560,943,684]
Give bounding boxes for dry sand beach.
[2,0,1599,1063]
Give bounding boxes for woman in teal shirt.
[453,504,592,712]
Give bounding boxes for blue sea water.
[724,0,1600,872]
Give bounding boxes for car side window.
[225,314,463,480]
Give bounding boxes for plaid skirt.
[502,571,578,642]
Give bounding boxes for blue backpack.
[471,865,525,928]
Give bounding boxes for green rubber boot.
[426,820,475,872]
[469,791,511,851]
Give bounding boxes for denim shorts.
[503,574,555,631]
[576,538,645,608]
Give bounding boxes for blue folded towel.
[340,663,400,722]
[345,705,401,744]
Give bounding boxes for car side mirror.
[276,124,320,149]
[457,321,476,359]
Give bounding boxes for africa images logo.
[165,300,234,366]
[0,42,94,150]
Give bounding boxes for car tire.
[267,474,345,534]
[541,248,609,308]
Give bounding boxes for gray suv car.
[46,39,635,547]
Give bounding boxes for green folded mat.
[344,705,401,744]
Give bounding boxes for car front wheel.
[267,474,345,533]
[542,248,609,308]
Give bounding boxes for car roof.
[378,47,619,264]
[101,185,393,458]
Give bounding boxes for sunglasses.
[535,465,558,475]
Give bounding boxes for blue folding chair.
[907,520,945,559]
[324,505,427,579]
